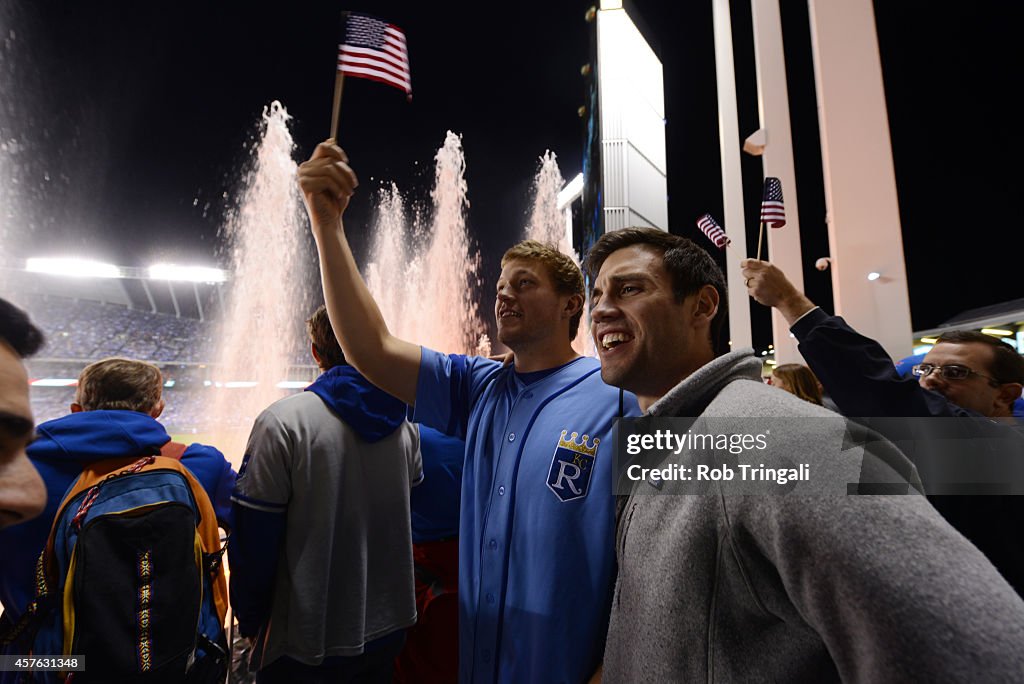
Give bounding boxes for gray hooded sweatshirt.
[603,350,1024,682]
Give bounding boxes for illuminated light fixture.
[149,263,228,283]
[276,381,309,389]
[980,328,1013,337]
[31,378,78,387]
[26,257,121,279]
[867,272,881,281]
[765,359,777,366]
[224,381,258,388]
[203,380,212,387]
[163,380,176,388]
[556,173,585,210]
[761,350,768,356]
[920,337,939,344]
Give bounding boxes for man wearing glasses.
[741,258,1024,594]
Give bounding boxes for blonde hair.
[501,240,584,339]
[76,357,163,413]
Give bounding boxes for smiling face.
[590,244,718,410]
[494,258,574,351]
[0,340,46,528]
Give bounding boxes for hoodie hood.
[28,410,170,463]
[306,365,407,442]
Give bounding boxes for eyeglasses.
[911,363,1000,385]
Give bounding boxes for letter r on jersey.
[547,441,596,502]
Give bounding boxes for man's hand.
[740,259,816,326]
[297,141,359,232]
[488,351,515,367]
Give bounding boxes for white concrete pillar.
[750,0,805,363]
[807,0,913,359]
[712,0,752,350]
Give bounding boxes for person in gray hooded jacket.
[584,227,1024,682]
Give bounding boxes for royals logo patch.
[547,430,599,502]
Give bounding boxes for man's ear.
[996,383,1023,414]
[564,293,584,320]
[150,398,165,419]
[310,342,322,366]
[692,284,720,325]
[70,403,83,413]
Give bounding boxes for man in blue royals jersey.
[298,141,640,683]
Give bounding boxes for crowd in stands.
[21,295,313,366]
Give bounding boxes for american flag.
[760,177,785,228]
[338,13,411,97]
[696,213,730,249]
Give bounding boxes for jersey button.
[486,593,495,604]
[498,486,505,496]
[508,432,515,442]
[489,538,498,549]
[482,649,492,663]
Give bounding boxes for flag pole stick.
[756,221,765,261]
[328,70,345,143]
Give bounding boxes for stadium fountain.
[365,131,488,355]
[208,116,490,466]
[524,150,592,356]
[208,102,313,465]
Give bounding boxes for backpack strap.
[160,441,188,460]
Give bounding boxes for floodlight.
[223,381,258,388]
[980,328,1013,337]
[149,263,228,283]
[31,378,78,387]
[26,258,121,279]
[276,381,310,389]
[867,272,881,281]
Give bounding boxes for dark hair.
[935,330,1024,384]
[502,240,585,340]
[771,363,824,406]
[583,227,728,348]
[306,305,347,369]
[0,298,45,358]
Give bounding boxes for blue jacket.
[412,425,464,544]
[0,410,235,623]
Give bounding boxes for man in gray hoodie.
[584,227,1024,682]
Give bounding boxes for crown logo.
[558,430,600,457]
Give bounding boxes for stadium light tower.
[26,257,122,279]
[147,263,229,321]
[147,264,229,283]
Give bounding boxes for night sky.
[1,1,1019,350]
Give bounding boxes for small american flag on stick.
[760,177,785,228]
[338,12,412,98]
[696,213,730,249]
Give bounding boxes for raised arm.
[741,258,955,418]
[298,141,420,406]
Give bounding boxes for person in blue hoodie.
[0,355,235,671]
[229,305,422,683]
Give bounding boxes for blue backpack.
[6,451,229,683]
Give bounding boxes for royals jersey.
[414,349,641,684]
